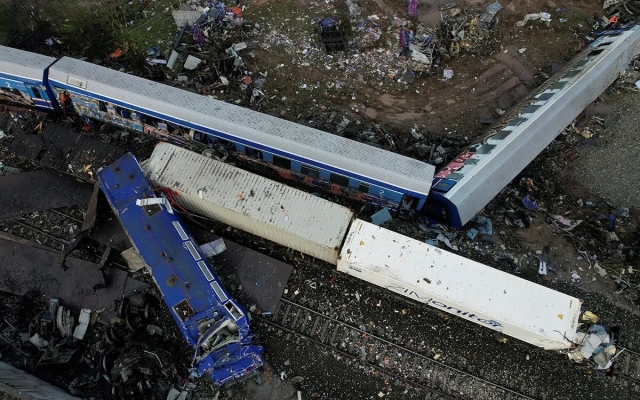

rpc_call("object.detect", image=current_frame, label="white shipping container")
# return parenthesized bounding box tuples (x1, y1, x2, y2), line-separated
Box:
(144, 144, 354, 264)
(338, 219, 581, 350)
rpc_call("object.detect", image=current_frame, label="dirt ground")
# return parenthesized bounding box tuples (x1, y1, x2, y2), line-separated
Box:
(248, 0, 602, 139)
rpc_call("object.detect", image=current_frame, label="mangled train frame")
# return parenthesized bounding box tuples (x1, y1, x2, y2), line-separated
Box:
(97, 153, 263, 386)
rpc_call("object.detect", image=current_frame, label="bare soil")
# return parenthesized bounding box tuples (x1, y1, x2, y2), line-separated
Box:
(248, 0, 601, 138)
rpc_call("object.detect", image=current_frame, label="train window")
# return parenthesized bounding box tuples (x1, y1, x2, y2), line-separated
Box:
(210, 281, 228, 302)
(172, 299, 193, 321)
(245, 147, 263, 160)
(536, 92, 555, 101)
(30, 87, 41, 99)
(329, 173, 349, 187)
(358, 182, 370, 193)
(143, 203, 162, 217)
(225, 301, 243, 321)
(301, 164, 320, 179)
(119, 108, 132, 119)
(522, 105, 541, 114)
(98, 101, 107, 112)
(191, 130, 207, 143)
(563, 70, 580, 79)
(217, 138, 234, 150)
(272, 155, 291, 169)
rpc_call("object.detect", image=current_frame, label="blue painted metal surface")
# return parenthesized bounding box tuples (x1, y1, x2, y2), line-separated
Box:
(97, 153, 263, 386)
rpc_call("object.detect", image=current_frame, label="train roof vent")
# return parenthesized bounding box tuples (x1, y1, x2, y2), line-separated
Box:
(67, 76, 87, 89)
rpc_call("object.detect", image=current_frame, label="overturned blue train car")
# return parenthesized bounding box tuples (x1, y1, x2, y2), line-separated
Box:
(97, 153, 263, 386)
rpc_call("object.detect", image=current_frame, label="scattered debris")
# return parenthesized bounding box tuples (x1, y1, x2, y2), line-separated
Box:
(200, 237, 227, 256)
(183, 54, 203, 70)
(568, 320, 621, 370)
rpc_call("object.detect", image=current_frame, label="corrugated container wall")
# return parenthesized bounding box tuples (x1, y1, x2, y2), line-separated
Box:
(143, 144, 354, 264)
(338, 220, 581, 350)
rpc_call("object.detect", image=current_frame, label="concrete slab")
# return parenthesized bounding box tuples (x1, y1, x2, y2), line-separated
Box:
(0, 170, 92, 221)
(0, 238, 147, 321)
(184, 223, 293, 313)
(211, 238, 293, 313)
(8, 130, 43, 160)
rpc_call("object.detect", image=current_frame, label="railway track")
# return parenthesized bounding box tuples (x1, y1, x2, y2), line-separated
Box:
(0, 205, 113, 266)
(1, 206, 85, 250)
(260, 297, 538, 400)
(617, 347, 640, 388)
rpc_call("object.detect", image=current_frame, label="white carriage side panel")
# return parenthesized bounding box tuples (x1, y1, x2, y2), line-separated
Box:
(144, 144, 354, 264)
(338, 220, 581, 350)
(0, 46, 56, 81)
(47, 58, 435, 196)
(446, 27, 640, 226)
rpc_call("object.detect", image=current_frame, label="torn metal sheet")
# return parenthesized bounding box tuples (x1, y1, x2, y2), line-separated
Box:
(81, 182, 101, 232)
(0, 238, 147, 321)
(0, 170, 92, 221)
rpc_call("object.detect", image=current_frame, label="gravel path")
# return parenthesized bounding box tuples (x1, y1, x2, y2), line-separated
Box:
(573, 91, 640, 208)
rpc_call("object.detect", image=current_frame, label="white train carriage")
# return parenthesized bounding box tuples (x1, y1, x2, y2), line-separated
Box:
(143, 143, 354, 264)
(428, 26, 640, 227)
(338, 219, 581, 350)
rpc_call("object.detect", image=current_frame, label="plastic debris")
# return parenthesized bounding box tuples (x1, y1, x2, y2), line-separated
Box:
(371, 208, 392, 226)
(522, 195, 538, 210)
(436, 233, 458, 251)
(200, 238, 227, 257)
(582, 311, 599, 324)
(478, 2, 503, 30)
(538, 260, 547, 275)
(167, 50, 179, 70)
(617, 206, 630, 218)
(593, 263, 608, 277)
(515, 13, 542, 27)
(72, 309, 92, 340)
(29, 333, 49, 348)
(466, 228, 479, 240)
(443, 69, 454, 80)
(0, 161, 21, 175)
(183, 55, 203, 70)
(551, 215, 582, 231)
(476, 215, 493, 235)
(571, 272, 581, 283)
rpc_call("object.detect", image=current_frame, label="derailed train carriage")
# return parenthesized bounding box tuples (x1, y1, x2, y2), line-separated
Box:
(143, 143, 583, 351)
(427, 24, 640, 227)
(97, 153, 263, 385)
(1, 25, 640, 228)
(0, 45, 435, 219)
